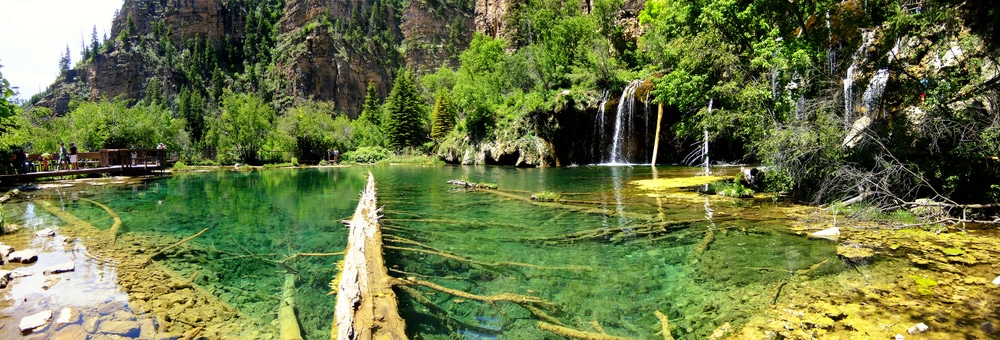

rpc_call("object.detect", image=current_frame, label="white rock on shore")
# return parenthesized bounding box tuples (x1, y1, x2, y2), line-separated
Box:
(992, 275, 1000, 285)
(8, 249, 38, 263)
(19, 310, 53, 333)
(43, 261, 76, 275)
(35, 228, 56, 237)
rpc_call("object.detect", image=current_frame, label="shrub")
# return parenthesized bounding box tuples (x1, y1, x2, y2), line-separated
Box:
(171, 161, 189, 171)
(345, 146, 392, 164)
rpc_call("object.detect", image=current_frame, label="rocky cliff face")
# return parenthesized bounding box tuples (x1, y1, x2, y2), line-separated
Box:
(36, 0, 479, 117)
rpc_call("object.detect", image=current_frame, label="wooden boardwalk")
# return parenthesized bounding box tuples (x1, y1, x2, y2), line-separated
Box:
(0, 149, 167, 184)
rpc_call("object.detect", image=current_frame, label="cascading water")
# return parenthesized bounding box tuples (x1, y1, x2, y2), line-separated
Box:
(860, 38, 902, 116)
(844, 30, 876, 130)
(606, 80, 643, 165)
(683, 99, 712, 175)
(594, 90, 610, 161)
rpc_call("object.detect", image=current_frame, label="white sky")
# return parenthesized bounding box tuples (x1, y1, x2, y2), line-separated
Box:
(0, 0, 124, 101)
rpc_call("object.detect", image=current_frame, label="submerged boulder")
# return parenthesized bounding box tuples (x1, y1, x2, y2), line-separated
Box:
(809, 227, 841, 241)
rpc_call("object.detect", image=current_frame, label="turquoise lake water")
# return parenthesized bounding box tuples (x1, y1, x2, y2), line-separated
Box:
(5, 166, 845, 339)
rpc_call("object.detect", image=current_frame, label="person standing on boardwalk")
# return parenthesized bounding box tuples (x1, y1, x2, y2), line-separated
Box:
(57, 142, 68, 171)
(69, 143, 78, 169)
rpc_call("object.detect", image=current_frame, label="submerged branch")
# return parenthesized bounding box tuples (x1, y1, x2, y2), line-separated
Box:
(537, 321, 636, 340)
(150, 228, 209, 259)
(394, 278, 555, 308)
(80, 198, 123, 244)
(385, 244, 591, 272)
(654, 310, 675, 340)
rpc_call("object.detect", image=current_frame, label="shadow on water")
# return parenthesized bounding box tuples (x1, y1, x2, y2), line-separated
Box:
(3, 166, 850, 339)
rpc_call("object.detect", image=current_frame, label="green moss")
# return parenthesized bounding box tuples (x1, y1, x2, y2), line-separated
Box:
(908, 275, 938, 295)
(941, 248, 965, 256)
(533, 191, 561, 202)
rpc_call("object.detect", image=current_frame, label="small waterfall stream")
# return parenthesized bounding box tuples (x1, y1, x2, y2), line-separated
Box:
(844, 30, 876, 129)
(860, 38, 902, 116)
(608, 80, 643, 164)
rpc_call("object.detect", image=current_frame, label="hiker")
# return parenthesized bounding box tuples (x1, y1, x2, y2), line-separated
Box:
(333, 148, 340, 164)
(57, 143, 68, 171)
(69, 143, 78, 169)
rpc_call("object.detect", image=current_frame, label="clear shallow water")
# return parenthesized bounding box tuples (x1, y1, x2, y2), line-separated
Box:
(7, 166, 844, 339)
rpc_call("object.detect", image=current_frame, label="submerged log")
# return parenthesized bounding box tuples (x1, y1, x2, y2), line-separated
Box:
(79, 198, 123, 244)
(280, 274, 304, 340)
(332, 173, 407, 340)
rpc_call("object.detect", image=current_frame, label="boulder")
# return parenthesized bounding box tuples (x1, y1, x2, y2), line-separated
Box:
(43, 261, 76, 275)
(808, 227, 840, 241)
(9, 249, 38, 263)
(0, 270, 11, 288)
(35, 228, 56, 237)
(992, 275, 1000, 286)
(19, 310, 52, 333)
(97, 320, 140, 336)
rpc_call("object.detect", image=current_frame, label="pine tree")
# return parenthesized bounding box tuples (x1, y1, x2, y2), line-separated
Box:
(430, 89, 455, 141)
(358, 81, 382, 127)
(90, 26, 100, 58)
(59, 45, 71, 75)
(384, 68, 427, 150)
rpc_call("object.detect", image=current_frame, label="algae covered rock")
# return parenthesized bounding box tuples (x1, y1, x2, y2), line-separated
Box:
(836, 244, 874, 264)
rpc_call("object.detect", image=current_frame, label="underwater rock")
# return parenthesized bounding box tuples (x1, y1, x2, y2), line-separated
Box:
(43, 261, 76, 275)
(809, 227, 840, 241)
(894, 334, 905, 340)
(98, 320, 140, 336)
(982, 321, 997, 334)
(52, 324, 87, 340)
(42, 276, 61, 290)
(837, 244, 874, 264)
(35, 228, 56, 237)
(8, 249, 38, 263)
(907, 322, 928, 334)
(56, 307, 81, 327)
(19, 310, 52, 333)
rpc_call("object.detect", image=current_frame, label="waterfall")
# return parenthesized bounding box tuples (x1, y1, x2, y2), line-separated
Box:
(703, 99, 711, 176)
(844, 30, 875, 130)
(607, 80, 642, 165)
(860, 38, 902, 116)
(594, 90, 610, 162)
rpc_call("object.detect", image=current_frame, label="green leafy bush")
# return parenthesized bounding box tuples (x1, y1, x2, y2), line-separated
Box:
(171, 161, 189, 171)
(345, 146, 392, 164)
(533, 191, 561, 202)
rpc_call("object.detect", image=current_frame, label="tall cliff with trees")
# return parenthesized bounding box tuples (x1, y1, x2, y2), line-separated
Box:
(5, 0, 999, 209)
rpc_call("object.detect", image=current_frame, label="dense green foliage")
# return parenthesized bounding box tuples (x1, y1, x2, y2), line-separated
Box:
(5, 0, 999, 209)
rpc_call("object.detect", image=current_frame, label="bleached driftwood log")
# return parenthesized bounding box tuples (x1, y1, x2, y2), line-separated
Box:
(332, 173, 407, 340)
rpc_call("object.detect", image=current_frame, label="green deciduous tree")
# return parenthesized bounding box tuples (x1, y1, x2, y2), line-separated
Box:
(214, 92, 275, 164)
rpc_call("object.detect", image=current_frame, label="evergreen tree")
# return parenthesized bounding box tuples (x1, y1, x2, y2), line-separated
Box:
(384, 68, 427, 149)
(358, 81, 381, 126)
(179, 87, 206, 143)
(430, 89, 454, 141)
(90, 25, 100, 58)
(59, 46, 71, 75)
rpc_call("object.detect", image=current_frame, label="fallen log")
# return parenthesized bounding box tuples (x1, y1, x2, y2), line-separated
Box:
(279, 274, 304, 340)
(332, 173, 407, 340)
(79, 198, 123, 244)
(537, 321, 635, 340)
